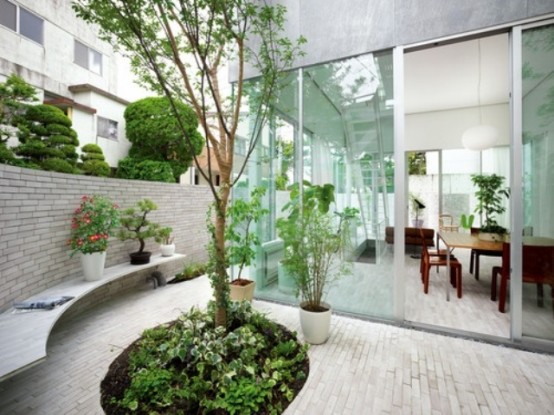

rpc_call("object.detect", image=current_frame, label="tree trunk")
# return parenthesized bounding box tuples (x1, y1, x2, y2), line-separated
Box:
(213, 178, 231, 328)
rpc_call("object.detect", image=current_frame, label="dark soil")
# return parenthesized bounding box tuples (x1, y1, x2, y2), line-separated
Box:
(230, 278, 254, 287)
(101, 321, 309, 414)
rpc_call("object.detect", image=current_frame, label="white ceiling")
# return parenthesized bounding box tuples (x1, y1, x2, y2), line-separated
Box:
(404, 33, 510, 115)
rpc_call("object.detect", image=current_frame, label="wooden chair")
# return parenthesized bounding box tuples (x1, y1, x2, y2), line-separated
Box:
(469, 227, 502, 281)
(420, 229, 463, 298)
(492, 242, 554, 314)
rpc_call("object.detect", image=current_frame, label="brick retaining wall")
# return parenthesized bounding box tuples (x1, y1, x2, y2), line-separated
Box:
(0, 164, 212, 312)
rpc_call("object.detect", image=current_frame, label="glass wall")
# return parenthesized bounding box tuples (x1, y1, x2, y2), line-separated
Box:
(241, 51, 396, 319)
(521, 23, 554, 340)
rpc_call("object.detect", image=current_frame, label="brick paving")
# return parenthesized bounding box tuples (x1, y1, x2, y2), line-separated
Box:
(1, 275, 554, 414)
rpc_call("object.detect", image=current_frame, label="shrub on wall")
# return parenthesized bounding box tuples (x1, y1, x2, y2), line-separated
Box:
(116, 157, 174, 183)
(15, 104, 79, 173)
(81, 143, 111, 177)
(124, 97, 204, 182)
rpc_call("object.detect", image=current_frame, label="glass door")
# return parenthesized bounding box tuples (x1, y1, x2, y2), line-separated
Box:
(521, 23, 554, 340)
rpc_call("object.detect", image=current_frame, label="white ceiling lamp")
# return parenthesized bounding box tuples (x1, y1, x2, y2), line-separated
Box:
(462, 39, 499, 151)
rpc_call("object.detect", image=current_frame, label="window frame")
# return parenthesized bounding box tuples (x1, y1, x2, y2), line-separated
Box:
(97, 116, 118, 141)
(0, 1, 44, 46)
(74, 39, 103, 75)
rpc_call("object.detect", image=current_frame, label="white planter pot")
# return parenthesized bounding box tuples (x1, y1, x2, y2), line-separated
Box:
(81, 251, 106, 281)
(160, 243, 176, 257)
(299, 301, 332, 345)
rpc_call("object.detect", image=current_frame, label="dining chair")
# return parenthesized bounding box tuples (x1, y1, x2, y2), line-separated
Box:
(439, 214, 460, 233)
(469, 227, 502, 281)
(492, 242, 554, 314)
(420, 229, 463, 298)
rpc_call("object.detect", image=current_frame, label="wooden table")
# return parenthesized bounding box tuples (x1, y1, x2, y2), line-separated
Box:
(438, 232, 502, 301)
(437, 232, 554, 301)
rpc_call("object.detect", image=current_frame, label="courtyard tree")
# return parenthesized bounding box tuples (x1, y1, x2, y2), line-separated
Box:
(73, 0, 305, 327)
(124, 96, 204, 181)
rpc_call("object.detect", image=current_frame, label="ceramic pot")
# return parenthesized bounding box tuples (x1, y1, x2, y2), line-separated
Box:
(130, 251, 151, 265)
(299, 301, 332, 345)
(229, 279, 256, 301)
(160, 243, 175, 257)
(81, 251, 106, 281)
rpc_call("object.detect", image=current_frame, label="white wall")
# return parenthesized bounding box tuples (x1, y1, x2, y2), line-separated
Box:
(405, 103, 509, 151)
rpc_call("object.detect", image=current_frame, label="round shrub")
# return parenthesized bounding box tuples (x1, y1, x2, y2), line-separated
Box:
(116, 157, 174, 183)
(80, 143, 110, 176)
(82, 160, 111, 177)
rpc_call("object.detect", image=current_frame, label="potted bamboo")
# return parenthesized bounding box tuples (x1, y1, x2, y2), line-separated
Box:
(277, 181, 358, 344)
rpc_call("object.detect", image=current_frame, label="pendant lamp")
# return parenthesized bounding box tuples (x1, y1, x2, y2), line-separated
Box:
(462, 39, 499, 151)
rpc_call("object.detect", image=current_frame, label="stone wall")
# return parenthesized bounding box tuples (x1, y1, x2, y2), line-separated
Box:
(0, 164, 212, 312)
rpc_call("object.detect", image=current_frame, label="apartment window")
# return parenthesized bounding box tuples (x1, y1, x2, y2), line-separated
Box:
(0, 0, 44, 45)
(97, 116, 118, 140)
(74, 40, 103, 75)
(20, 8, 43, 44)
(0, 0, 16, 31)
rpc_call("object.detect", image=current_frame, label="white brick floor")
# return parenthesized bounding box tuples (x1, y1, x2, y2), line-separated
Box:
(1, 275, 554, 414)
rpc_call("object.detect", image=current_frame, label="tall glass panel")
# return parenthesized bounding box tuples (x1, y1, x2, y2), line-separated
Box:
(301, 52, 395, 318)
(521, 24, 554, 340)
(245, 52, 395, 319)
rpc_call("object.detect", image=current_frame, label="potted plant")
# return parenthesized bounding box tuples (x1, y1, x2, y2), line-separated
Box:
(68, 195, 120, 281)
(156, 226, 175, 257)
(117, 199, 164, 264)
(277, 181, 358, 344)
(471, 173, 510, 241)
(226, 186, 269, 301)
(409, 194, 426, 228)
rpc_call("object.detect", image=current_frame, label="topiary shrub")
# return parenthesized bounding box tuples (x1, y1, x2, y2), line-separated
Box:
(116, 157, 174, 182)
(41, 157, 77, 174)
(124, 97, 204, 181)
(81, 143, 111, 177)
(14, 104, 79, 173)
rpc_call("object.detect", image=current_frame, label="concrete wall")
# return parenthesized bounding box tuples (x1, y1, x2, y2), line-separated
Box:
(234, 0, 554, 79)
(0, 164, 212, 312)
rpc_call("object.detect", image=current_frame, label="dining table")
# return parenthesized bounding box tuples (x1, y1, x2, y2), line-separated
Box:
(437, 231, 554, 301)
(437, 231, 502, 301)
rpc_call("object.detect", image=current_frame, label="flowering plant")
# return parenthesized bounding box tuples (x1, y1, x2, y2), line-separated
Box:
(68, 195, 120, 256)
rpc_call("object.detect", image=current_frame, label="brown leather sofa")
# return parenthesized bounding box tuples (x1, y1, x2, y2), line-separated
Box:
(385, 227, 435, 247)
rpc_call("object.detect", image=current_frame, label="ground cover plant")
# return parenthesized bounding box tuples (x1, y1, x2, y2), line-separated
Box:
(101, 303, 309, 414)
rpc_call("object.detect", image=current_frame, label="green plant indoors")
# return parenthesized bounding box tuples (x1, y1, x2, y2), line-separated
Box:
(277, 181, 358, 312)
(15, 104, 79, 173)
(226, 186, 269, 282)
(80, 143, 111, 177)
(118, 199, 164, 254)
(124, 97, 204, 181)
(471, 173, 510, 234)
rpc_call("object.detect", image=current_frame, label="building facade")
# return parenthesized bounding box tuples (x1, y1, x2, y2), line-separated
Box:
(236, 1, 554, 350)
(0, 0, 141, 166)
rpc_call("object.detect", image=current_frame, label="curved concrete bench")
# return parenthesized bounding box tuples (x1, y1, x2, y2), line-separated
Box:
(0, 253, 186, 381)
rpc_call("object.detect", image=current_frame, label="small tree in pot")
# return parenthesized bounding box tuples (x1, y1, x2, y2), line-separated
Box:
(471, 174, 510, 240)
(277, 181, 358, 344)
(225, 186, 268, 301)
(118, 199, 165, 264)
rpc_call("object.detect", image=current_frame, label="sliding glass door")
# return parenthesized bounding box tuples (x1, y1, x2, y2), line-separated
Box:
(520, 23, 554, 341)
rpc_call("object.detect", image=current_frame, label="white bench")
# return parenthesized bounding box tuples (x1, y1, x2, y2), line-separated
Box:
(0, 253, 186, 381)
